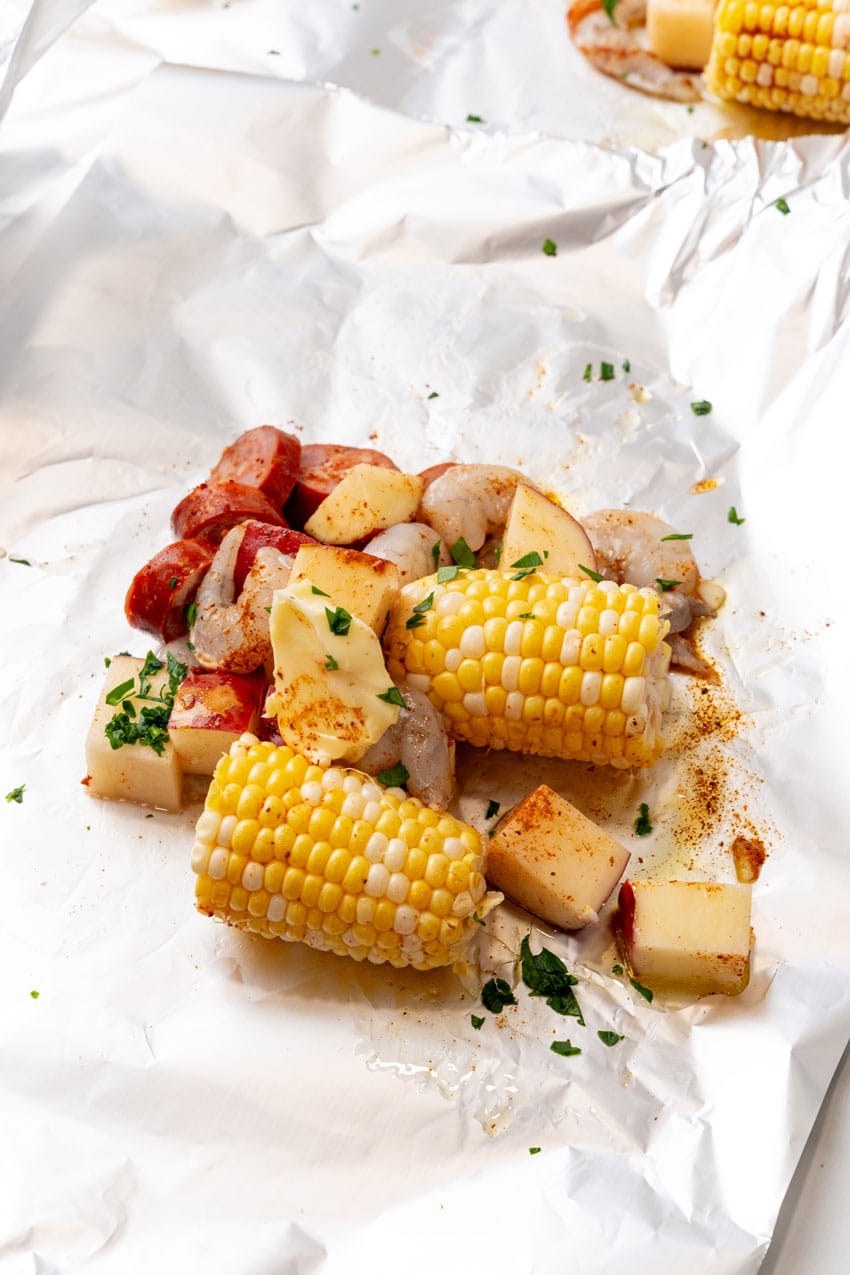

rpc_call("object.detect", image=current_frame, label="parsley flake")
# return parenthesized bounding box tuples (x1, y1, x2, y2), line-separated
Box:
(431, 540, 442, 570)
(598, 1030, 624, 1047)
(510, 567, 538, 581)
(5, 785, 25, 804)
(105, 678, 136, 707)
(268, 49, 280, 55)
(518, 611, 534, 619)
(413, 591, 434, 614)
(775, 197, 790, 215)
(103, 651, 187, 756)
(472, 911, 486, 926)
(529, 1147, 542, 1155)
(450, 537, 476, 569)
(427, 391, 439, 399)
(551, 1040, 582, 1057)
(311, 585, 330, 597)
(466, 113, 484, 123)
(582, 363, 592, 382)
(103, 656, 111, 668)
(168, 576, 178, 590)
(324, 654, 339, 671)
(405, 613, 426, 630)
(660, 532, 692, 541)
(541, 238, 558, 257)
(630, 977, 654, 1003)
(481, 978, 517, 1014)
(634, 803, 653, 836)
(325, 605, 352, 636)
(471, 1014, 485, 1030)
(371, 47, 381, 55)
(622, 358, 631, 373)
(578, 563, 603, 583)
(510, 551, 543, 570)
(612, 963, 623, 976)
(184, 600, 197, 628)
(378, 686, 406, 707)
(30, 990, 39, 999)
(376, 762, 409, 789)
(655, 578, 681, 592)
(728, 506, 746, 525)
(485, 799, 500, 820)
(437, 564, 459, 584)
(690, 400, 712, 416)
(601, 0, 620, 21)
(599, 361, 615, 381)
(520, 935, 584, 1025)
(9, 556, 31, 566)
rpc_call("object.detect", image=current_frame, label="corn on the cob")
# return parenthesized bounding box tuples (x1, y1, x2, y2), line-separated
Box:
(706, 0, 850, 123)
(191, 734, 501, 969)
(385, 569, 671, 769)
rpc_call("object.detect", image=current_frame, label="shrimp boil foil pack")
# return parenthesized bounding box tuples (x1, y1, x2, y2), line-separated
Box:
(1, 3, 850, 1274)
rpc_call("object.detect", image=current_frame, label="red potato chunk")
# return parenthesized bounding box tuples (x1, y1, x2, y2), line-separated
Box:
(284, 443, 399, 529)
(168, 668, 267, 776)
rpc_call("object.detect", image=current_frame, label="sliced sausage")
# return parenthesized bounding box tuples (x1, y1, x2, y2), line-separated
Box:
(125, 539, 215, 642)
(233, 522, 317, 593)
(284, 443, 399, 529)
(418, 462, 457, 489)
(209, 426, 301, 510)
(171, 480, 287, 543)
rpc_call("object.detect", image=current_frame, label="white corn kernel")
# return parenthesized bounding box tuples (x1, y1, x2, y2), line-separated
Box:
(384, 838, 408, 871)
(267, 895, 285, 922)
(218, 815, 236, 848)
(580, 671, 602, 706)
(365, 864, 390, 897)
(387, 872, 410, 903)
(443, 837, 465, 861)
(208, 848, 229, 880)
(393, 905, 419, 935)
(365, 831, 388, 862)
(301, 781, 323, 805)
(459, 625, 486, 658)
(622, 676, 647, 714)
(196, 810, 221, 841)
(242, 862, 264, 891)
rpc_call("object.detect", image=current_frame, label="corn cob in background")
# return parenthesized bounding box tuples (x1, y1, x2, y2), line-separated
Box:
(706, 0, 850, 122)
(385, 569, 671, 769)
(191, 735, 502, 969)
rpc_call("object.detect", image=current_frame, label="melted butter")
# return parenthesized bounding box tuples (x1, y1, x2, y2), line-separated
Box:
(268, 578, 400, 764)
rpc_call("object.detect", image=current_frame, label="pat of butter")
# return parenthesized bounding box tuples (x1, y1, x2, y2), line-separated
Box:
(646, 0, 715, 71)
(268, 578, 400, 764)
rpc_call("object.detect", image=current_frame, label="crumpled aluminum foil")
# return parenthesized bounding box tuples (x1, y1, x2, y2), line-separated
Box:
(1, 4, 848, 1273)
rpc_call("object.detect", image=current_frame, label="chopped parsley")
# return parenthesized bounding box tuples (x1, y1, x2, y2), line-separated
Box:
(5, 785, 25, 804)
(268, 48, 280, 55)
(690, 400, 712, 416)
(324, 654, 339, 671)
(655, 578, 681, 592)
(582, 363, 592, 383)
(466, 113, 484, 123)
(311, 585, 330, 597)
(597, 1030, 624, 1047)
(510, 551, 544, 570)
(413, 591, 434, 614)
(481, 978, 517, 1014)
(551, 1040, 582, 1057)
(450, 537, 476, 569)
(103, 651, 187, 756)
(184, 600, 197, 628)
(485, 799, 500, 820)
(520, 935, 584, 1025)
(630, 977, 654, 1003)
(103, 656, 111, 668)
(599, 361, 615, 381)
(371, 47, 381, 55)
(431, 540, 442, 570)
(510, 567, 537, 581)
(541, 238, 558, 257)
(578, 563, 603, 583)
(472, 911, 486, 926)
(376, 762, 409, 788)
(601, 0, 620, 21)
(622, 358, 631, 373)
(427, 391, 439, 399)
(612, 964, 623, 976)
(378, 686, 406, 707)
(9, 556, 31, 566)
(325, 605, 352, 636)
(634, 802, 652, 836)
(728, 506, 746, 525)
(471, 1014, 485, 1030)
(775, 197, 790, 215)
(405, 614, 426, 630)
(437, 564, 459, 584)
(529, 1147, 542, 1155)
(660, 532, 692, 541)
(168, 576, 178, 590)
(30, 990, 39, 999)
(518, 612, 534, 619)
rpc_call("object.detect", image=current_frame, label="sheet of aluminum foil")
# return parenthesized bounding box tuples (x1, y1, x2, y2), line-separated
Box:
(1, 4, 848, 1273)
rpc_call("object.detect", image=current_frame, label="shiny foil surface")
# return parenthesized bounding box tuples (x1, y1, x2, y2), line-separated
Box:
(1, 3, 848, 1273)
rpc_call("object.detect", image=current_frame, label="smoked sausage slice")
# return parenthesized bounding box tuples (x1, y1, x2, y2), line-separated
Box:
(171, 481, 286, 543)
(209, 426, 301, 509)
(125, 539, 214, 642)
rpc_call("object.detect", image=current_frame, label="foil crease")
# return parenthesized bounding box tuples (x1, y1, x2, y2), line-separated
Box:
(1, 4, 849, 1274)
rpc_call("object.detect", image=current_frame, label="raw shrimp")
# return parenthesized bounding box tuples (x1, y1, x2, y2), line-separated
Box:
(567, 0, 703, 104)
(418, 465, 527, 553)
(357, 686, 455, 811)
(191, 525, 294, 674)
(582, 509, 723, 676)
(367, 522, 450, 585)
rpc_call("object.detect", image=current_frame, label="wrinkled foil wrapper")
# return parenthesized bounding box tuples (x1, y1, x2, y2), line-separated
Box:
(1, 3, 848, 1273)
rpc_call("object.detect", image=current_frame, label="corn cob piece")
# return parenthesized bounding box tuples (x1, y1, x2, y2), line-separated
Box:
(191, 734, 501, 969)
(385, 569, 671, 769)
(706, 0, 850, 123)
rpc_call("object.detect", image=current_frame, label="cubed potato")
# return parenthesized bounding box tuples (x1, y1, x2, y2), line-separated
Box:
(304, 464, 423, 545)
(646, 0, 715, 70)
(619, 879, 753, 995)
(487, 784, 630, 930)
(289, 544, 400, 635)
(85, 655, 183, 810)
(501, 483, 597, 579)
(168, 669, 266, 775)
